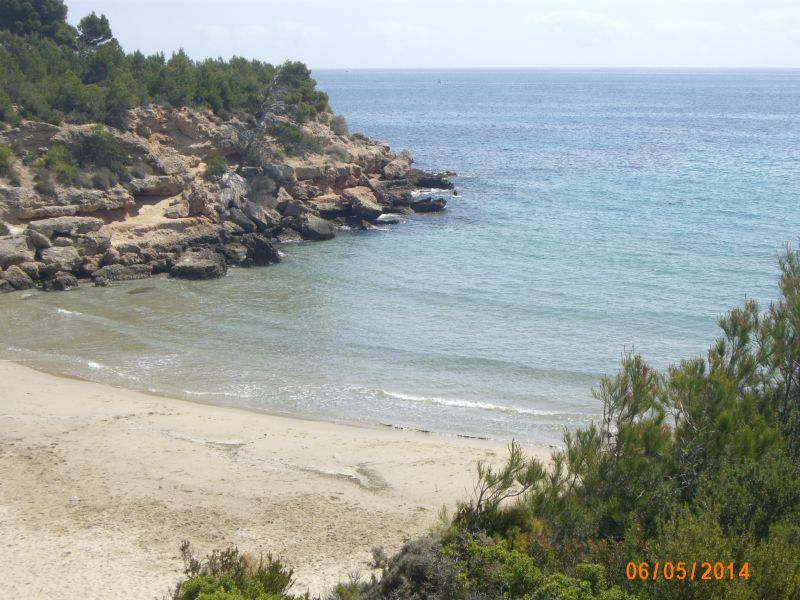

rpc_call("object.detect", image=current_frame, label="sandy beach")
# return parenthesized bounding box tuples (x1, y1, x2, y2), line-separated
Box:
(0, 361, 550, 599)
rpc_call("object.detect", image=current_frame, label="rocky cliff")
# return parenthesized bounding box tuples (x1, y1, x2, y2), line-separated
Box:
(0, 107, 455, 292)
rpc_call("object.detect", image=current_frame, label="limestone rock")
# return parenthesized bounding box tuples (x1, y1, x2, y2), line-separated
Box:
(81, 230, 112, 255)
(127, 175, 184, 196)
(1, 265, 35, 290)
(298, 215, 336, 241)
(39, 245, 83, 272)
(26, 229, 52, 250)
(28, 216, 104, 238)
(0, 236, 34, 269)
(92, 264, 153, 284)
(343, 187, 383, 220)
(169, 248, 227, 279)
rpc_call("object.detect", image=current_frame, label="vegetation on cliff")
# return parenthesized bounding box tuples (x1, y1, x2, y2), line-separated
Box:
(172, 246, 800, 599)
(0, 0, 329, 128)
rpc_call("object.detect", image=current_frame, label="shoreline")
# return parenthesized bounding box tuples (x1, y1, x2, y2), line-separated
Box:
(0, 361, 551, 598)
(1, 355, 524, 444)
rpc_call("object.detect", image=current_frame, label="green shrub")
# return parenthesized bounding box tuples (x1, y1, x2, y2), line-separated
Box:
(34, 168, 56, 195)
(325, 144, 350, 162)
(268, 123, 321, 156)
(0, 143, 15, 177)
(203, 156, 228, 181)
(37, 145, 79, 185)
(330, 114, 348, 136)
(170, 542, 295, 600)
(91, 167, 119, 190)
(0, 222, 9, 236)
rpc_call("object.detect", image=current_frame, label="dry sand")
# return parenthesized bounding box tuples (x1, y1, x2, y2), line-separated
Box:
(0, 361, 551, 599)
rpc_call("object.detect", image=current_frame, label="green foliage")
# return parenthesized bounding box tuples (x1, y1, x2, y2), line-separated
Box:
(330, 114, 349, 136)
(203, 156, 228, 181)
(171, 542, 297, 600)
(0, 222, 9, 236)
(38, 145, 78, 184)
(77, 12, 112, 48)
(0, 10, 327, 129)
(0, 143, 20, 184)
(33, 168, 55, 195)
(0, 0, 76, 45)
(268, 123, 322, 156)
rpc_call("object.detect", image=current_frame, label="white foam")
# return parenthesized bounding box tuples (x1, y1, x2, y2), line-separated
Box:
(56, 308, 82, 316)
(87, 361, 103, 369)
(381, 390, 564, 416)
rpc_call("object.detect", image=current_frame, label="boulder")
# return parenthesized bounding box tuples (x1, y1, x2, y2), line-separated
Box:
(343, 187, 383, 220)
(382, 153, 412, 180)
(243, 200, 280, 231)
(52, 237, 73, 247)
(169, 248, 227, 280)
(0, 236, 34, 269)
(298, 215, 336, 241)
(28, 216, 104, 238)
(17, 262, 41, 281)
(41, 271, 79, 291)
(92, 264, 153, 285)
(26, 229, 52, 250)
(0, 279, 13, 293)
(227, 207, 257, 233)
(411, 196, 447, 213)
(241, 233, 281, 266)
(164, 200, 190, 219)
(222, 243, 249, 265)
(1, 265, 35, 290)
(311, 194, 350, 219)
(81, 230, 112, 255)
(39, 245, 83, 272)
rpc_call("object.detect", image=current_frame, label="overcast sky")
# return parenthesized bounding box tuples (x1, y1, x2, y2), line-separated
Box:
(64, 1, 800, 69)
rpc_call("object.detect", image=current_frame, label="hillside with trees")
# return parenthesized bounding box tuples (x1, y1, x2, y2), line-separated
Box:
(0, 0, 329, 128)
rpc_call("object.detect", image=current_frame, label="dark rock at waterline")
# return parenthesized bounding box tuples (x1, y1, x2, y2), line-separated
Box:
(1, 265, 35, 290)
(92, 263, 153, 285)
(41, 271, 79, 291)
(241, 233, 281, 266)
(407, 169, 455, 190)
(169, 248, 227, 280)
(411, 197, 447, 213)
(0, 278, 13, 293)
(298, 215, 336, 241)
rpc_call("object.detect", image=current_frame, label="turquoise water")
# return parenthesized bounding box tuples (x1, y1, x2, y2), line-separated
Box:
(2, 70, 800, 443)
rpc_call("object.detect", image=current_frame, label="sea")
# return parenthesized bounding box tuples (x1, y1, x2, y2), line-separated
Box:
(2, 69, 799, 444)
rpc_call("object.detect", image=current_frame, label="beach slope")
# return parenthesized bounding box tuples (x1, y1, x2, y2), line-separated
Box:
(0, 362, 547, 598)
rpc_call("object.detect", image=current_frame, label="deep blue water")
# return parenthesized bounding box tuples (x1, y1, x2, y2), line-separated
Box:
(2, 70, 800, 443)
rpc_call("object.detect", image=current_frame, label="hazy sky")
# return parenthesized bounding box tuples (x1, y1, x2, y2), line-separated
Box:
(64, 1, 800, 69)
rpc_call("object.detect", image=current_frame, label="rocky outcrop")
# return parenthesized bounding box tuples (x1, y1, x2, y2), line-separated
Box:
(0, 106, 457, 292)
